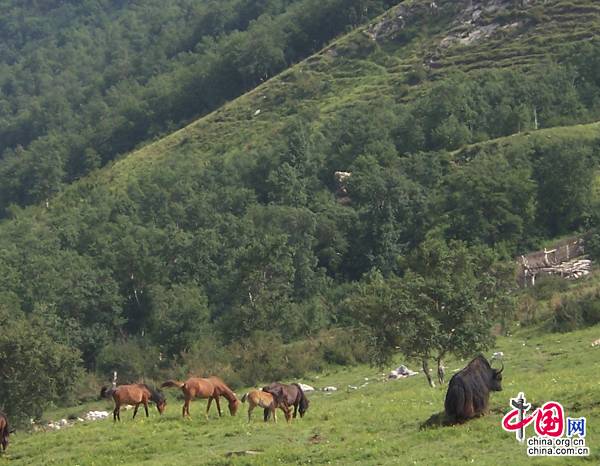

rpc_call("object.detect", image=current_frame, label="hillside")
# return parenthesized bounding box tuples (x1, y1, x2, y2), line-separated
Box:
(0, 0, 400, 211)
(2, 0, 600, 441)
(1, 322, 599, 465)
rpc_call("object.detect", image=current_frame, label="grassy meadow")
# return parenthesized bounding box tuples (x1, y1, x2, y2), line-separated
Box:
(1, 323, 598, 465)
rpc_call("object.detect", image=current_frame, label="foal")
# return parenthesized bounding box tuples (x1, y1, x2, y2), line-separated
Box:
(241, 390, 291, 423)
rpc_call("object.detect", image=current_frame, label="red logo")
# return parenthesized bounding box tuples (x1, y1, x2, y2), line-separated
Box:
(503, 397, 565, 438)
(535, 402, 564, 437)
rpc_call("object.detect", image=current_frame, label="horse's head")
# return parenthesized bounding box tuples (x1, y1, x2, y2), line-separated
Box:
(156, 398, 167, 415)
(229, 398, 241, 416)
(299, 395, 310, 418)
(153, 390, 167, 415)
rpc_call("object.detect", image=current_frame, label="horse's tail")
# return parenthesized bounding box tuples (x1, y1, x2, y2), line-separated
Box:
(161, 380, 185, 389)
(100, 386, 114, 398)
(241, 393, 248, 403)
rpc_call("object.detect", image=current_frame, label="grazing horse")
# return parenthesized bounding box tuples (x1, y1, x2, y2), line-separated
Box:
(0, 412, 11, 452)
(100, 384, 166, 422)
(162, 377, 240, 418)
(206, 376, 240, 416)
(262, 382, 310, 420)
(241, 390, 291, 423)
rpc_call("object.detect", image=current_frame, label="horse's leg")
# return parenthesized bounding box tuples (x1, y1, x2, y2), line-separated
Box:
(263, 408, 270, 422)
(272, 407, 277, 423)
(133, 404, 139, 419)
(293, 402, 298, 419)
(144, 400, 149, 417)
(285, 406, 292, 423)
(183, 399, 189, 418)
(214, 396, 222, 417)
(204, 398, 210, 420)
(206, 397, 213, 417)
(248, 403, 254, 423)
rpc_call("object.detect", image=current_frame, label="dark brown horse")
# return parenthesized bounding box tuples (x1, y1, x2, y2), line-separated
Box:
(0, 412, 11, 452)
(262, 382, 310, 421)
(162, 377, 240, 418)
(101, 384, 166, 422)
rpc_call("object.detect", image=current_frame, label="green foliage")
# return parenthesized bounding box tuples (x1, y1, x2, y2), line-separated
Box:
(441, 151, 536, 247)
(533, 142, 596, 235)
(347, 239, 513, 385)
(0, 304, 82, 424)
(2, 0, 600, 412)
(96, 339, 161, 383)
(553, 289, 600, 332)
(147, 282, 210, 357)
(0, 0, 398, 212)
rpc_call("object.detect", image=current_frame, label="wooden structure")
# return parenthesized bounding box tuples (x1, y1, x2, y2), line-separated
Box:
(517, 237, 590, 286)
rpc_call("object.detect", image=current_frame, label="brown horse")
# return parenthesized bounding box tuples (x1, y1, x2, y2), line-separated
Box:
(0, 412, 10, 452)
(100, 384, 166, 422)
(162, 377, 240, 418)
(241, 390, 291, 423)
(262, 382, 310, 420)
(206, 376, 240, 416)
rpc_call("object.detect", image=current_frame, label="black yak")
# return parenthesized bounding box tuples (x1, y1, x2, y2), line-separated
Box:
(444, 355, 503, 423)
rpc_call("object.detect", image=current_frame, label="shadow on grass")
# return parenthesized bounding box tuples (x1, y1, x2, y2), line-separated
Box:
(419, 411, 453, 430)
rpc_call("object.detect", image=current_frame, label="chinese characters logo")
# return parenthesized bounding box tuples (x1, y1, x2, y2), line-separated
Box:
(502, 392, 589, 457)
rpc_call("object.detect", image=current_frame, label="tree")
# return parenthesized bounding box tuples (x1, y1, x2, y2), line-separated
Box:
(533, 142, 595, 236)
(441, 151, 536, 248)
(0, 305, 82, 423)
(148, 282, 210, 357)
(349, 238, 511, 387)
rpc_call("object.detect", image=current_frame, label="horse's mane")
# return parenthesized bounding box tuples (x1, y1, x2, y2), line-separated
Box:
(140, 384, 165, 403)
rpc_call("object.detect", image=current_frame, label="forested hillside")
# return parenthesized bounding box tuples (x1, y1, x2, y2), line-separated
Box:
(0, 0, 397, 212)
(2, 0, 600, 423)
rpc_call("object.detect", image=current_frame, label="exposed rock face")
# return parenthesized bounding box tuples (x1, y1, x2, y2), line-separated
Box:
(363, 2, 429, 42)
(364, 0, 533, 48)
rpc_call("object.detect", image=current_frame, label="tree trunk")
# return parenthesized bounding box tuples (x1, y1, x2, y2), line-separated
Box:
(436, 356, 445, 385)
(422, 359, 435, 388)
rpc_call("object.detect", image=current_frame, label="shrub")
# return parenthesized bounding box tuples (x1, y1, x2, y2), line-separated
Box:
(96, 339, 161, 383)
(552, 290, 600, 332)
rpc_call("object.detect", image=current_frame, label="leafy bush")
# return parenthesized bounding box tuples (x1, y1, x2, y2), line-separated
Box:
(96, 339, 162, 384)
(553, 290, 600, 332)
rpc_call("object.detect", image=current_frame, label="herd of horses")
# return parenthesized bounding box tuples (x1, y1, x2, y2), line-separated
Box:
(99, 376, 310, 424)
(0, 355, 503, 454)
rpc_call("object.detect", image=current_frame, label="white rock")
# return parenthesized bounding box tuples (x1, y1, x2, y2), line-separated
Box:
(297, 383, 315, 392)
(389, 365, 418, 379)
(322, 386, 337, 392)
(254, 109, 261, 116)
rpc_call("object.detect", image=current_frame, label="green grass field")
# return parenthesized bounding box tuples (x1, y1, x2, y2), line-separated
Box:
(2, 323, 598, 465)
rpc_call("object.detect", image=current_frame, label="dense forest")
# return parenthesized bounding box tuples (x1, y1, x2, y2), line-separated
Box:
(0, 0, 398, 213)
(2, 0, 600, 422)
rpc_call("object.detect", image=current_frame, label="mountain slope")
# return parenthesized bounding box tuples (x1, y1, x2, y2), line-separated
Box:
(2, 0, 600, 417)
